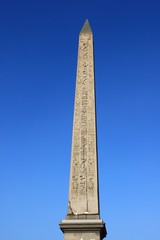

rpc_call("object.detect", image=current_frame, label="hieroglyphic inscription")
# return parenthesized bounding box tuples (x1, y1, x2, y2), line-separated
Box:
(71, 72, 81, 198)
(87, 35, 95, 198)
(80, 36, 90, 199)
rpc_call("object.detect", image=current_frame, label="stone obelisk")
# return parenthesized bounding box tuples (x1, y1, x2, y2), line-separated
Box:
(60, 19, 107, 240)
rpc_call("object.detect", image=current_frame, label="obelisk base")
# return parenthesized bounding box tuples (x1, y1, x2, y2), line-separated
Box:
(60, 218, 107, 240)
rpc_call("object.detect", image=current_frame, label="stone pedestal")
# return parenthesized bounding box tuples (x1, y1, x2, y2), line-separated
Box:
(60, 219, 106, 240)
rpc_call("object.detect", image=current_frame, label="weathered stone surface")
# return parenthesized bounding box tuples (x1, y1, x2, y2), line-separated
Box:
(68, 19, 99, 216)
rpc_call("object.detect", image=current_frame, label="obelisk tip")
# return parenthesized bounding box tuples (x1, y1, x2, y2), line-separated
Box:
(80, 19, 92, 33)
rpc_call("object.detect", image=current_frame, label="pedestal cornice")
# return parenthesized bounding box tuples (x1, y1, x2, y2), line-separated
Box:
(60, 218, 107, 239)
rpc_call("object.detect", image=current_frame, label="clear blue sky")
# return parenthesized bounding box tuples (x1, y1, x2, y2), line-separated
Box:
(0, 0, 160, 239)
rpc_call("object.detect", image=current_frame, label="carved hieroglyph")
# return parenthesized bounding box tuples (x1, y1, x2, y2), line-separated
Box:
(68, 20, 99, 215)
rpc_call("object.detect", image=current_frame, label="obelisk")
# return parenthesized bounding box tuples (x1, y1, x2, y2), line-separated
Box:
(60, 19, 107, 240)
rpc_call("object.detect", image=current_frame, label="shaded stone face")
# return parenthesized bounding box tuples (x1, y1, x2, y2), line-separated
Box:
(68, 20, 99, 215)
